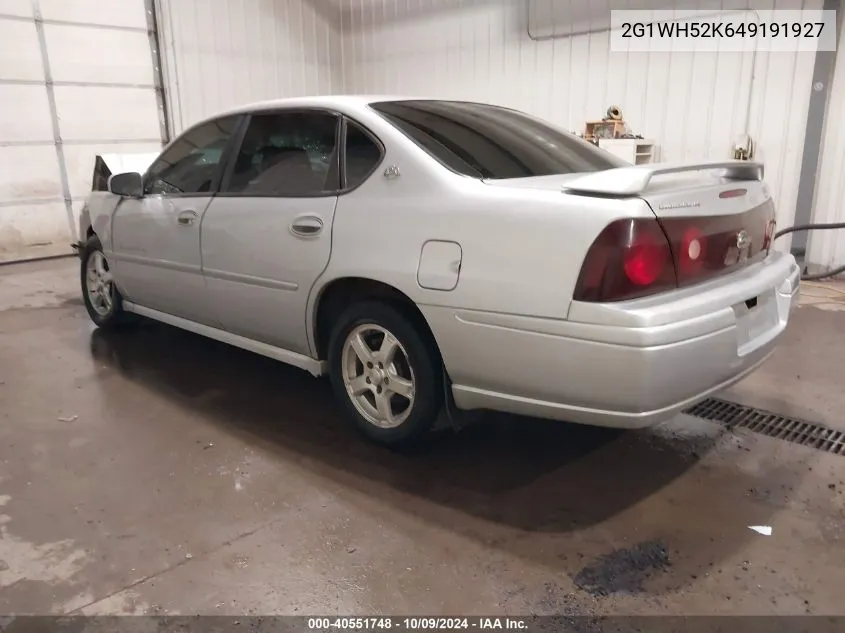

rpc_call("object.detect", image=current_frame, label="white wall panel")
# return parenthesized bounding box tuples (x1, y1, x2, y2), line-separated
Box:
(338, 0, 816, 246)
(53, 86, 161, 142)
(38, 0, 148, 29)
(0, 0, 31, 17)
(807, 18, 845, 272)
(157, 0, 341, 134)
(0, 19, 43, 81)
(0, 146, 63, 203)
(0, 1, 163, 262)
(0, 202, 72, 261)
(0, 85, 54, 141)
(0, 87, 58, 263)
(45, 24, 155, 85)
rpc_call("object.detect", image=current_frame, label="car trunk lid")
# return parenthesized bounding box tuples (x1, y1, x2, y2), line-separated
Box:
(563, 161, 776, 284)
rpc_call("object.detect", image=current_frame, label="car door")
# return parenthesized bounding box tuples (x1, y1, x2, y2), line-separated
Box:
(109, 115, 242, 325)
(200, 109, 342, 356)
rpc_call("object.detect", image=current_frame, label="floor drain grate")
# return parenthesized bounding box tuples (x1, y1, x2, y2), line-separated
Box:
(684, 397, 845, 456)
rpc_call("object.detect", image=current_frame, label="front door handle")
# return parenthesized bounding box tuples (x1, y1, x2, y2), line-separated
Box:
(177, 210, 198, 226)
(290, 215, 323, 238)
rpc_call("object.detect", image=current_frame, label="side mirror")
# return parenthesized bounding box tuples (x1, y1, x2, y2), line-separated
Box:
(108, 172, 144, 198)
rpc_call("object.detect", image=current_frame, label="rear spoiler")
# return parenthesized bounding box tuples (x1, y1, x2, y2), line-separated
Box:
(562, 160, 764, 197)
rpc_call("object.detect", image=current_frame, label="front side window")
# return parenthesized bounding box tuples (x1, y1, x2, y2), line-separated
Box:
(370, 100, 626, 179)
(223, 111, 340, 196)
(145, 116, 240, 195)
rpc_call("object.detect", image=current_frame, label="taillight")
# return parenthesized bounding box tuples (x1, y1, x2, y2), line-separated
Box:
(574, 218, 676, 302)
(763, 218, 776, 252)
(574, 203, 775, 303)
(660, 205, 772, 286)
(624, 230, 668, 286)
(679, 226, 706, 276)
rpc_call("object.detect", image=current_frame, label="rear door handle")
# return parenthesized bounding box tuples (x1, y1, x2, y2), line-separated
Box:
(177, 210, 198, 226)
(290, 215, 324, 238)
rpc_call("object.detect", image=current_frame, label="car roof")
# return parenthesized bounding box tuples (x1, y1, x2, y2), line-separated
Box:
(177, 96, 509, 140)
(215, 95, 425, 117)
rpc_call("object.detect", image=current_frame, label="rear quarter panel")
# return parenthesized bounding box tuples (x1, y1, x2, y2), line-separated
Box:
(314, 107, 656, 324)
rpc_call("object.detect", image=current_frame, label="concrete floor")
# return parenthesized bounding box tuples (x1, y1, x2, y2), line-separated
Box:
(1, 258, 845, 616)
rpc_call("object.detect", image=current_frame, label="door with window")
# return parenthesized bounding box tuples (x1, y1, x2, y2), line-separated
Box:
(110, 115, 241, 324)
(200, 109, 345, 355)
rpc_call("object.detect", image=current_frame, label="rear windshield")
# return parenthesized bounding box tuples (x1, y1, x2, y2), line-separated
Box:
(370, 100, 627, 180)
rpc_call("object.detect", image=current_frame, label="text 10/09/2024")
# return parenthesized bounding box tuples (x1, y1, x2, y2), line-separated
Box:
(307, 617, 528, 631)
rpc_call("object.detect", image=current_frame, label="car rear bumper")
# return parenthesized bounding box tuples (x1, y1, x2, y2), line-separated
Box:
(422, 251, 800, 429)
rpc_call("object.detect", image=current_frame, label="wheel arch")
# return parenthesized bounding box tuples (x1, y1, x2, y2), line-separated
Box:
(310, 276, 444, 365)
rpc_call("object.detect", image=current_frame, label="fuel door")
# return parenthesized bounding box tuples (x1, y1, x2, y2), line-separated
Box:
(417, 240, 462, 291)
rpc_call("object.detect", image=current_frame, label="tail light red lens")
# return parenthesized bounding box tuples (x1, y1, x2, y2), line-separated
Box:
(624, 233, 669, 286)
(574, 202, 776, 303)
(763, 218, 776, 252)
(679, 226, 706, 276)
(574, 218, 676, 302)
(660, 204, 772, 287)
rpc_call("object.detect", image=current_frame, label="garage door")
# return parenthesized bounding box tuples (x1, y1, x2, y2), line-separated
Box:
(0, 0, 165, 263)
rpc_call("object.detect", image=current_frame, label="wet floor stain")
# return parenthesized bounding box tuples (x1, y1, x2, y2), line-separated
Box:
(3, 260, 845, 615)
(573, 540, 671, 597)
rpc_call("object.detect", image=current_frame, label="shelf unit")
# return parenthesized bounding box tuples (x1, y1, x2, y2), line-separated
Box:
(597, 138, 656, 165)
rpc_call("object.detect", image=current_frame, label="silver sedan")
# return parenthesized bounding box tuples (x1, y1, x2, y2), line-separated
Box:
(77, 96, 800, 447)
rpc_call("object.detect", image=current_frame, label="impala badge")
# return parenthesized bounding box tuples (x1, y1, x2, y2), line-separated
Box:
(658, 200, 701, 210)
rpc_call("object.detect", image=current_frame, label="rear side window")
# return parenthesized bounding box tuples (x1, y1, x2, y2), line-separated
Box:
(343, 120, 382, 189)
(370, 100, 626, 180)
(222, 111, 341, 196)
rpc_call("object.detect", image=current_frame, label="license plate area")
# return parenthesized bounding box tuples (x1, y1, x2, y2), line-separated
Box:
(735, 289, 779, 355)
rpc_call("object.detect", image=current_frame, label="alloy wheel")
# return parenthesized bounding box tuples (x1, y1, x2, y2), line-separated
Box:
(341, 323, 416, 429)
(85, 250, 114, 317)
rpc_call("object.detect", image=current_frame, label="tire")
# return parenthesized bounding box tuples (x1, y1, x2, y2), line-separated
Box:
(80, 235, 128, 328)
(327, 300, 444, 448)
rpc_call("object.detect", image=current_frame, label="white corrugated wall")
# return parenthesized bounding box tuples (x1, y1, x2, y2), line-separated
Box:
(808, 14, 845, 273)
(6, 0, 842, 268)
(149, 0, 845, 270)
(155, 0, 341, 135)
(0, 0, 163, 262)
(337, 0, 819, 250)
